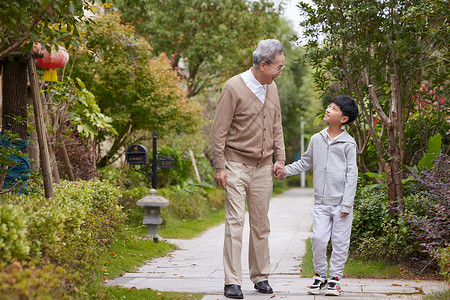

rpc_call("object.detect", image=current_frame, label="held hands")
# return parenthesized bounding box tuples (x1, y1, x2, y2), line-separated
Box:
(273, 162, 286, 179)
(216, 162, 288, 188)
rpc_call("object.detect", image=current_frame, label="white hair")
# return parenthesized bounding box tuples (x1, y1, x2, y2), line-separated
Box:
(253, 39, 284, 67)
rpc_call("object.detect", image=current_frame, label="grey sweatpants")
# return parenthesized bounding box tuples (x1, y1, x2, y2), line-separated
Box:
(311, 204, 353, 279)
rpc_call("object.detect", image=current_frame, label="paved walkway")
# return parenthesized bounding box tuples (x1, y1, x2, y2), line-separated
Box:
(107, 188, 448, 299)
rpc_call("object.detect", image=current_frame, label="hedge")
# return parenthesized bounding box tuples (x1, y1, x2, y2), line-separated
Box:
(0, 180, 124, 298)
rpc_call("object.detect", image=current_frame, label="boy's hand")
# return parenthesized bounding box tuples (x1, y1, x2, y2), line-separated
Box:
(340, 212, 349, 218)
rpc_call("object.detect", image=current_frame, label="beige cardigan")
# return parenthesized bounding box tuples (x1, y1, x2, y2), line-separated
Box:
(211, 74, 285, 171)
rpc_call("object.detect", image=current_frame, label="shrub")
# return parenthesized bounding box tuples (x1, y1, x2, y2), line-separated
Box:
(120, 180, 224, 228)
(0, 179, 124, 296)
(0, 260, 69, 299)
(404, 154, 449, 269)
(56, 127, 98, 180)
(351, 179, 416, 262)
(158, 181, 220, 219)
(352, 155, 449, 277)
(437, 247, 450, 282)
(99, 145, 216, 189)
(0, 204, 30, 262)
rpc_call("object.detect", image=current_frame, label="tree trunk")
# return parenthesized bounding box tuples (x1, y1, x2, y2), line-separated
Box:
(27, 89, 39, 171)
(27, 55, 53, 198)
(387, 74, 404, 210)
(40, 90, 60, 184)
(59, 141, 75, 181)
(97, 122, 131, 168)
(368, 75, 404, 213)
(2, 58, 28, 139)
(384, 162, 397, 214)
(188, 149, 201, 183)
(341, 62, 385, 173)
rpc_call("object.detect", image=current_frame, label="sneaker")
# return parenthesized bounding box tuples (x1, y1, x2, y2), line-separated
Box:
(307, 273, 327, 295)
(325, 277, 341, 296)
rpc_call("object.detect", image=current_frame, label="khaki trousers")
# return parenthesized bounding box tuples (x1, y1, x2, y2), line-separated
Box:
(223, 160, 273, 285)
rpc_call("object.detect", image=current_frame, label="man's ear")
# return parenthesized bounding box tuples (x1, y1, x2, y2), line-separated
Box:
(260, 61, 268, 72)
(340, 115, 349, 124)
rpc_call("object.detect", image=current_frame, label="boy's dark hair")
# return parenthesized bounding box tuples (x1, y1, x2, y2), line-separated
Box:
(332, 95, 359, 125)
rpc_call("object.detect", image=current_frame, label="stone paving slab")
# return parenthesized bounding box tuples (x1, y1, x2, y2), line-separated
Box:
(106, 188, 449, 299)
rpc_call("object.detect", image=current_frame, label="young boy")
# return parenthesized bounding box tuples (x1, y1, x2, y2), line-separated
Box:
(275, 95, 359, 296)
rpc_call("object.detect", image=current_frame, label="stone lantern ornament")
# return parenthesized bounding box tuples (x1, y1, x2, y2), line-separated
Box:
(34, 44, 69, 82)
(137, 189, 169, 242)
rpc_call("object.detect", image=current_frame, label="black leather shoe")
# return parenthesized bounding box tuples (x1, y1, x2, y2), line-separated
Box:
(224, 284, 244, 299)
(254, 280, 273, 294)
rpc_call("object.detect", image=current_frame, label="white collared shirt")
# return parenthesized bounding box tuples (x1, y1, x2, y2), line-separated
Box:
(240, 68, 266, 103)
(326, 127, 344, 145)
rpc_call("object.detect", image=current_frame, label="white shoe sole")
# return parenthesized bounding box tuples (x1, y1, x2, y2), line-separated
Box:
(325, 289, 340, 296)
(308, 289, 321, 295)
(308, 285, 327, 295)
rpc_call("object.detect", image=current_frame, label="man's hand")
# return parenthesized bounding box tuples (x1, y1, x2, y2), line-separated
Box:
(273, 162, 285, 179)
(214, 170, 227, 188)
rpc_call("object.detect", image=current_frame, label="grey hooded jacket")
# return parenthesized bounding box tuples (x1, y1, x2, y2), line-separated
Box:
(285, 128, 358, 213)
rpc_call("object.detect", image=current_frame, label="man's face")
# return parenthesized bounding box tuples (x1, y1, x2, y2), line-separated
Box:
(259, 53, 285, 85)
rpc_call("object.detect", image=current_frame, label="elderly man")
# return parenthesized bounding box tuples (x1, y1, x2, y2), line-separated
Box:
(211, 39, 286, 299)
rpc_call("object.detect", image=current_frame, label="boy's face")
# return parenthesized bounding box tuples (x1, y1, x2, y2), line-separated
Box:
(324, 103, 349, 125)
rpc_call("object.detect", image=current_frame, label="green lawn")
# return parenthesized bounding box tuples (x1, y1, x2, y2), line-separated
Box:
(90, 207, 225, 299)
(98, 286, 203, 300)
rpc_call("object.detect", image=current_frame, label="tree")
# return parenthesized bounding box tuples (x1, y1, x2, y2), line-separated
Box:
(0, 0, 98, 59)
(297, 0, 448, 210)
(116, 0, 281, 97)
(0, 0, 105, 195)
(70, 12, 203, 167)
(274, 19, 322, 163)
(44, 78, 116, 180)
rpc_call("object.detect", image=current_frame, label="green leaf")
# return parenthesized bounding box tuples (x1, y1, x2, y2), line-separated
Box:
(418, 134, 441, 169)
(363, 172, 385, 182)
(75, 77, 86, 90)
(41, 0, 50, 8)
(427, 133, 441, 154)
(21, 42, 33, 55)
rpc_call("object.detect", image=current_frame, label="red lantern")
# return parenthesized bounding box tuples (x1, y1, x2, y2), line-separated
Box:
(34, 44, 69, 82)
